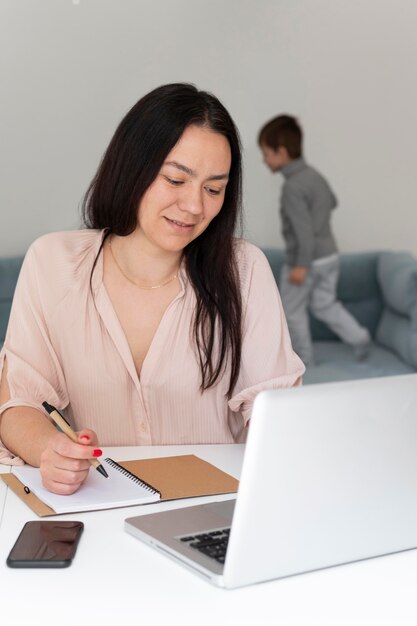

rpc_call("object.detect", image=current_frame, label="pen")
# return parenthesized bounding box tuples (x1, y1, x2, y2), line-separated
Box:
(42, 401, 109, 479)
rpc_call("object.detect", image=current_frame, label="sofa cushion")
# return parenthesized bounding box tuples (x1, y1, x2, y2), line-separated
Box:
(262, 248, 383, 341)
(311, 252, 383, 340)
(376, 252, 417, 368)
(303, 341, 415, 385)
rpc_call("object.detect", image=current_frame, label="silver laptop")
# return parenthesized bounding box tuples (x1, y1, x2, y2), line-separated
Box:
(125, 373, 417, 589)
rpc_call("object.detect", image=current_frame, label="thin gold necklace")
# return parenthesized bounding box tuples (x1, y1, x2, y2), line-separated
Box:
(108, 239, 179, 290)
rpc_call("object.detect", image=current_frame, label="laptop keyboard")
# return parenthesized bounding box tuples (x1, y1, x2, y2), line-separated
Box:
(179, 528, 230, 564)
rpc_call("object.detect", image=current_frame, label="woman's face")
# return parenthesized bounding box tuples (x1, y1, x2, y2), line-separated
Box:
(136, 125, 231, 254)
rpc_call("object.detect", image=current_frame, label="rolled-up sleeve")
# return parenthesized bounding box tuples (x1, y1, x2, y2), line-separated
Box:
(228, 245, 305, 425)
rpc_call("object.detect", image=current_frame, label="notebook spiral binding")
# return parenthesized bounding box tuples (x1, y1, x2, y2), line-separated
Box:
(104, 458, 160, 495)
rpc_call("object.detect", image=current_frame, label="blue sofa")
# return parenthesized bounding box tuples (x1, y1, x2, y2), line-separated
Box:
(0, 256, 23, 348)
(262, 248, 417, 384)
(1, 250, 417, 385)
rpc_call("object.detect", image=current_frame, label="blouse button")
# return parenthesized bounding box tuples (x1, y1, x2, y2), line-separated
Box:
(139, 422, 148, 432)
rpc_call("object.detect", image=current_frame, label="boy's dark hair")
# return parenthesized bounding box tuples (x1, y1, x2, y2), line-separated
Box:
(82, 83, 243, 397)
(258, 115, 303, 159)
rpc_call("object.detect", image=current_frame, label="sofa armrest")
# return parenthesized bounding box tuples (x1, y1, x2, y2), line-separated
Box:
(376, 252, 417, 368)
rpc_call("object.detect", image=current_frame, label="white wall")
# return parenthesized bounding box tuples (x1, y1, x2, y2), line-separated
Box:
(1, 0, 417, 257)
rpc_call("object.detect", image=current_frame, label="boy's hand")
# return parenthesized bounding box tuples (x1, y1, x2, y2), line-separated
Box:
(289, 266, 307, 285)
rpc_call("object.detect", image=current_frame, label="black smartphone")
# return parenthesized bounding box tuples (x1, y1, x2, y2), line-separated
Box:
(6, 521, 84, 568)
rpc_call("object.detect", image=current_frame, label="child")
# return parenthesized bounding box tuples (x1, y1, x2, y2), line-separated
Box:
(258, 114, 370, 366)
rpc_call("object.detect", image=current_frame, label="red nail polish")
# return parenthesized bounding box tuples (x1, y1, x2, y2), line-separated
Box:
(93, 449, 102, 457)
(79, 435, 90, 442)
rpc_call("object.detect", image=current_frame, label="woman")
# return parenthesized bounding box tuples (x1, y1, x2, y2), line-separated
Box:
(0, 83, 304, 494)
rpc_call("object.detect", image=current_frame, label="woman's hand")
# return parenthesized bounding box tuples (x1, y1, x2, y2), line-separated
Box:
(39, 429, 101, 495)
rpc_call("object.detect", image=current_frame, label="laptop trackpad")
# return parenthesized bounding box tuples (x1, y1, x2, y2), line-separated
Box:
(200, 498, 236, 520)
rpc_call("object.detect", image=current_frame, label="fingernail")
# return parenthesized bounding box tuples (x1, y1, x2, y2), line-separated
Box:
(93, 449, 102, 457)
(79, 435, 90, 442)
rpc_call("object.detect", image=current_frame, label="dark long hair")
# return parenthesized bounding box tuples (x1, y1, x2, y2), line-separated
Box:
(82, 83, 243, 397)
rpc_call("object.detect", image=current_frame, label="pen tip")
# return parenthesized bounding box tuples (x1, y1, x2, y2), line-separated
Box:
(96, 464, 109, 479)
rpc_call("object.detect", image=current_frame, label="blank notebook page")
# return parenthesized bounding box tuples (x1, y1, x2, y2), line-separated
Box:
(11, 457, 160, 513)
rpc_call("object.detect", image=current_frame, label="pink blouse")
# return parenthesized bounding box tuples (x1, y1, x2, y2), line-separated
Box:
(0, 230, 304, 463)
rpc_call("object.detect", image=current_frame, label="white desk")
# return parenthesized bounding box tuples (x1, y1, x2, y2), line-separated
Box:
(1, 444, 417, 626)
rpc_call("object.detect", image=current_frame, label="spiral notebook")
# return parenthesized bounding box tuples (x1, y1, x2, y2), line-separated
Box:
(11, 457, 161, 514)
(5, 454, 239, 516)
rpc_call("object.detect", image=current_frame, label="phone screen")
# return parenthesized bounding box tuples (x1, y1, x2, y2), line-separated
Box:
(6, 521, 84, 568)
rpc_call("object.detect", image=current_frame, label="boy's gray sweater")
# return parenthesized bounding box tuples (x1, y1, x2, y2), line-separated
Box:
(280, 158, 338, 267)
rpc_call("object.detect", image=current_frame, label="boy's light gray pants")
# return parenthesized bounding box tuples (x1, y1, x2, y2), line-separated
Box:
(279, 257, 370, 365)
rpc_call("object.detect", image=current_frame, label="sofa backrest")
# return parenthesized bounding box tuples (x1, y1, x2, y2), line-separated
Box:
(261, 248, 384, 340)
(0, 256, 23, 344)
(1, 250, 416, 369)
